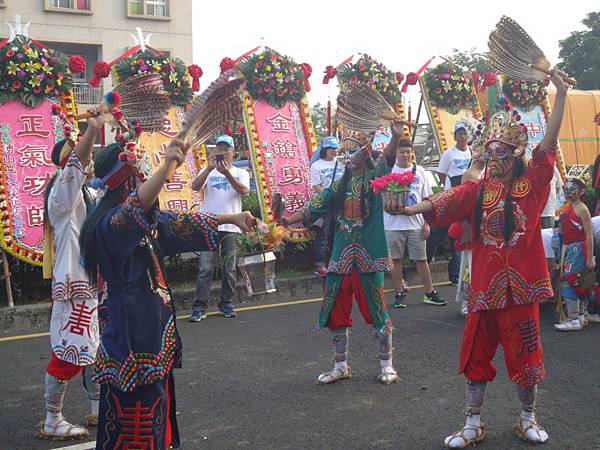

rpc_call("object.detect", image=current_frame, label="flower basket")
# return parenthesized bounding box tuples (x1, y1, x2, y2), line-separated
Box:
(235, 222, 286, 296)
(237, 251, 277, 296)
(381, 190, 410, 214)
(370, 171, 416, 214)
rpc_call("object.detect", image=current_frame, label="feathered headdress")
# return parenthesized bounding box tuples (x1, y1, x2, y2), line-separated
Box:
(473, 96, 528, 151)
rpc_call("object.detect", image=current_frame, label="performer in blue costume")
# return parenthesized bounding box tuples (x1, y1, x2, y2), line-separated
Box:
(80, 138, 255, 449)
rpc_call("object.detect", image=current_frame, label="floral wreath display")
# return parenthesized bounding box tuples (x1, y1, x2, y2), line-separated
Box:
(112, 49, 195, 109)
(0, 91, 78, 265)
(0, 37, 74, 108)
(336, 53, 402, 107)
(501, 75, 548, 112)
(422, 62, 478, 114)
(242, 91, 316, 242)
(238, 48, 309, 109)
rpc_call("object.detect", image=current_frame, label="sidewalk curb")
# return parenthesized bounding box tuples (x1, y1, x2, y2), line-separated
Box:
(0, 260, 451, 333)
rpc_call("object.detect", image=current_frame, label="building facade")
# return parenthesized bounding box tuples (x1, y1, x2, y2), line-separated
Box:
(0, 0, 193, 111)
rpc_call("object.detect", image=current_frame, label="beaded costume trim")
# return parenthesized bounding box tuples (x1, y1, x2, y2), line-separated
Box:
(92, 316, 178, 392)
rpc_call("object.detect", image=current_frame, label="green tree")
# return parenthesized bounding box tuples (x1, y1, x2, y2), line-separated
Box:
(558, 11, 600, 90)
(310, 102, 329, 142)
(446, 48, 495, 74)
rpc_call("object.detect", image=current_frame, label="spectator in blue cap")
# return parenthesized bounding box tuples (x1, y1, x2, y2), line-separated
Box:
(189, 134, 250, 321)
(310, 136, 344, 276)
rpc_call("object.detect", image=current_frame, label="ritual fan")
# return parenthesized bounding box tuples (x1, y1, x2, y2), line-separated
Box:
(165, 73, 245, 180)
(335, 82, 416, 133)
(488, 16, 576, 85)
(76, 73, 171, 132)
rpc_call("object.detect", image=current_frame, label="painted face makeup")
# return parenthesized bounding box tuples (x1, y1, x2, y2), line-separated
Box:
(485, 141, 517, 179)
(564, 180, 582, 198)
(342, 139, 366, 169)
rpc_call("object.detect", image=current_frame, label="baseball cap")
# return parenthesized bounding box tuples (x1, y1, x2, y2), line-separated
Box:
(215, 134, 235, 148)
(454, 122, 467, 133)
(320, 136, 339, 149)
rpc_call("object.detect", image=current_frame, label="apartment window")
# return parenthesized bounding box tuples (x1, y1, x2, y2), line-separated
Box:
(128, 0, 169, 18)
(46, 0, 92, 12)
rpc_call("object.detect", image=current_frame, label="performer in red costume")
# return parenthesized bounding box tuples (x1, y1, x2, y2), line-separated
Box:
(398, 68, 569, 447)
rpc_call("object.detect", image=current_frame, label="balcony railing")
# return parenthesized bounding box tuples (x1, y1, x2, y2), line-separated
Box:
(73, 82, 102, 105)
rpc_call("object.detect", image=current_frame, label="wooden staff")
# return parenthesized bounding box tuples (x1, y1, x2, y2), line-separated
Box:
(1, 249, 14, 308)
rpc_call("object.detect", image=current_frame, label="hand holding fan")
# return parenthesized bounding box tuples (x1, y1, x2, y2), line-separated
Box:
(336, 82, 417, 133)
(488, 16, 576, 86)
(75, 73, 171, 132)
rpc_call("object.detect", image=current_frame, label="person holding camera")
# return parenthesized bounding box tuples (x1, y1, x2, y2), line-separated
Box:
(190, 134, 250, 321)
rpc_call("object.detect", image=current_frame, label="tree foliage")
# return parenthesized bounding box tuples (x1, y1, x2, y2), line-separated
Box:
(558, 12, 600, 90)
(446, 48, 495, 74)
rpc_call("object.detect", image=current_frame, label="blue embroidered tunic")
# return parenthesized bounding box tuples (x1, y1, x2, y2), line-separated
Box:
(92, 192, 218, 391)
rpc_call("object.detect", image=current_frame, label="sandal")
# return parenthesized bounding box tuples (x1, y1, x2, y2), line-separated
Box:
(36, 419, 89, 441)
(443, 423, 486, 449)
(514, 418, 549, 444)
(316, 365, 352, 384)
(85, 414, 98, 427)
(377, 367, 400, 385)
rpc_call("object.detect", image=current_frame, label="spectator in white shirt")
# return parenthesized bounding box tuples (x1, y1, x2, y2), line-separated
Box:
(541, 165, 564, 229)
(189, 134, 250, 321)
(309, 136, 343, 276)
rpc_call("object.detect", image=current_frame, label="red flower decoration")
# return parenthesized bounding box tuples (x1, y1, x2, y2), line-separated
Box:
(220, 57, 235, 73)
(395, 72, 404, 84)
(482, 72, 497, 89)
(406, 72, 419, 85)
(69, 55, 86, 74)
(322, 65, 337, 84)
(594, 113, 600, 127)
(187, 64, 203, 91)
(90, 61, 111, 87)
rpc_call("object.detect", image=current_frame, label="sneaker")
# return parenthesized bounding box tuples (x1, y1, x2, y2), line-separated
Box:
(585, 313, 600, 323)
(401, 279, 411, 293)
(218, 305, 237, 318)
(423, 290, 447, 306)
(449, 278, 459, 286)
(189, 311, 207, 322)
(393, 292, 407, 308)
(554, 319, 582, 331)
(314, 266, 328, 277)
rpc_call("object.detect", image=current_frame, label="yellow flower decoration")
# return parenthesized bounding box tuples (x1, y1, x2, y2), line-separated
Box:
(168, 72, 177, 83)
(442, 80, 451, 92)
(275, 72, 283, 78)
(25, 48, 38, 59)
(265, 65, 272, 71)
(7, 62, 18, 75)
(152, 61, 162, 71)
(42, 64, 53, 74)
(29, 77, 41, 87)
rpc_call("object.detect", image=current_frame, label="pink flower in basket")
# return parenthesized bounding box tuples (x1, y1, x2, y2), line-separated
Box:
(370, 172, 417, 194)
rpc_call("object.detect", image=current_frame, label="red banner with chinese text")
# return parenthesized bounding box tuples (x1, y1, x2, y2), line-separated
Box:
(0, 99, 64, 265)
(243, 94, 317, 241)
(138, 107, 202, 212)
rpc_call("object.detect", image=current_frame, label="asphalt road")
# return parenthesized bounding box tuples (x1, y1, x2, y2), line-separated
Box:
(1, 282, 599, 450)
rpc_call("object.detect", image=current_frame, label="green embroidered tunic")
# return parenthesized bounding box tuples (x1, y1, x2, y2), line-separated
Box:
(301, 161, 392, 275)
(301, 161, 393, 333)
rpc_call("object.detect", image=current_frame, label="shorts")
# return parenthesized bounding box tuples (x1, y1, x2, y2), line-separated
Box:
(385, 229, 426, 261)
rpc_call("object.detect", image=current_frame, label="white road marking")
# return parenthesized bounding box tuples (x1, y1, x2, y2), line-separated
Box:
(51, 441, 96, 450)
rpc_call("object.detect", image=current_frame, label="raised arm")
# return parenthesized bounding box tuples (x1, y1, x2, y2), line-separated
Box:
(540, 68, 570, 152)
(74, 107, 104, 165)
(384, 120, 404, 165)
(191, 155, 216, 191)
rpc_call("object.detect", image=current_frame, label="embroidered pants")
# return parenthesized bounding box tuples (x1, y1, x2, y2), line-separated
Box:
(460, 303, 545, 387)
